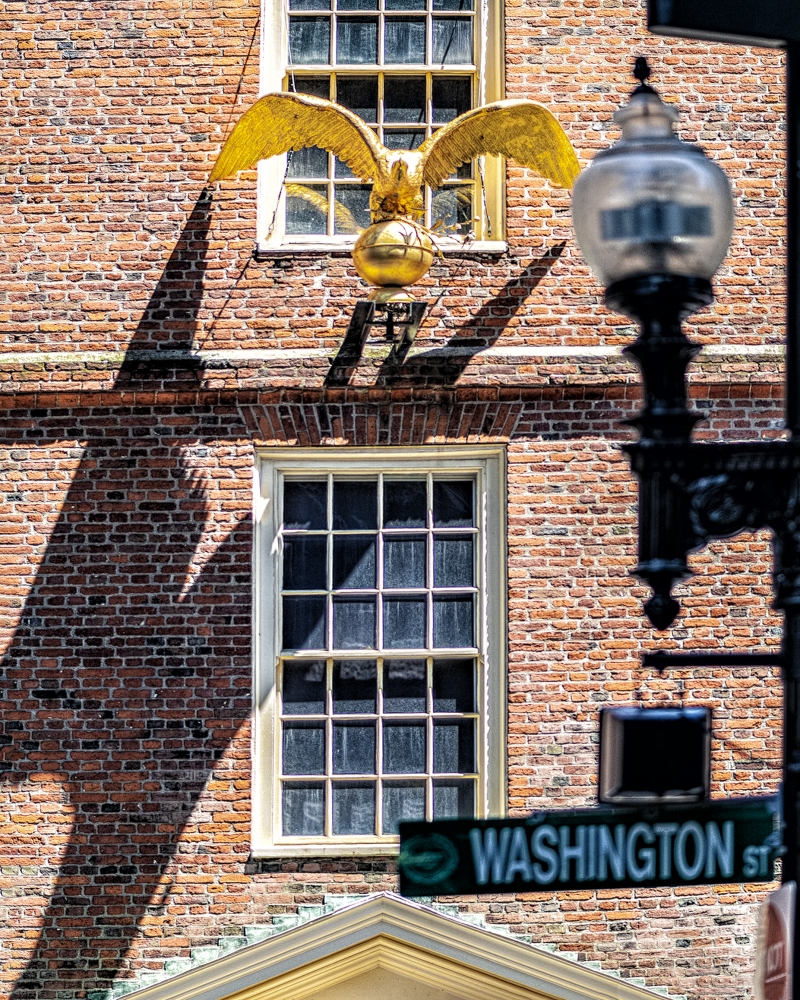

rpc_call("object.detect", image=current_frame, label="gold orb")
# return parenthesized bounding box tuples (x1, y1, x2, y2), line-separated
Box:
(352, 220, 434, 291)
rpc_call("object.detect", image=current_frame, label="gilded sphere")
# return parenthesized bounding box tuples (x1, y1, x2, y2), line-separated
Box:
(352, 220, 434, 289)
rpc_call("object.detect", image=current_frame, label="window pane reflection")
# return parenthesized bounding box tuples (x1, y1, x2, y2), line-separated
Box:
(432, 76, 471, 122)
(333, 659, 377, 713)
(337, 17, 378, 62)
(385, 18, 426, 62)
(333, 782, 375, 834)
(289, 17, 331, 63)
(432, 17, 472, 63)
(333, 597, 376, 648)
(334, 185, 371, 233)
(383, 782, 425, 832)
(286, 184, 328, 234)
(283, 783, 324, 835)
(287, 146, 328, 179)
(384, 77, 426, 123)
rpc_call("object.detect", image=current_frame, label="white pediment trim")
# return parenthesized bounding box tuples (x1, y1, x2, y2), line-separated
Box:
(128, 893, 671, 1000)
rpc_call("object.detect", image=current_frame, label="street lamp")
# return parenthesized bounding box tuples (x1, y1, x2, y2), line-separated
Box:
(572, 58, 736, 630)
(573, 57, 800, 994)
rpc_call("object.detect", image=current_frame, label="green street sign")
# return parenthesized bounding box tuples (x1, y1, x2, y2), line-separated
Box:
(399, 798, 780, 897)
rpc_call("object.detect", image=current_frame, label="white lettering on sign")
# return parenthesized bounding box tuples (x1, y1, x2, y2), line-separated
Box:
(468, 819, 748, 887)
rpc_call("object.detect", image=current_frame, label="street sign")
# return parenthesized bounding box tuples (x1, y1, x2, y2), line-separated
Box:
(647, 0, 800, 47)
(756, 883, 796, 1000)
(399, 797, 779, 897)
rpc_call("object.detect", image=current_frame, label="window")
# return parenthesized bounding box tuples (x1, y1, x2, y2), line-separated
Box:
(257, 0, 504, 249)
(253, 447, 506, 856)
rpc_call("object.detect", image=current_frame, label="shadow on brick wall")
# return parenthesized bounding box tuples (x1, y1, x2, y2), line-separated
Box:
(375, 241, 566, 386)
(0, 192, 252, 999)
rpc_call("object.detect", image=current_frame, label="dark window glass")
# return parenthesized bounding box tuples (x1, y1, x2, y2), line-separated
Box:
(283, 721, 326, 774)
(384, 659, 426, 713)
(433, 0, 473, 8)
(290, 0, 330, 7)
(338, 0, 377, 8)
(333, 597, 376, 648)
(289, 17, 331, 63)
(333, 659, 377, 713)
(333, 534, 376, 589)
(432, 77, 471, 123)
(333, 782, 376, 834)
(383, 721, 426, 772)
(433, 534, 473, 587)
(334, 185, 371, 233)
(283, 783, 325, 835)
(333, 481, 378, 529)
(384, 78, 426, 123)
(284, 481, 328, 530)
(433, 719, 475, 772)
(383, 129, 426, 150)
(283, 595, 327, 650)
(382, 782, 425, 832)
(294, 76, 331, 98)
(432, 17, 472, 63)
(433, 595, 473, 647)
(284, 536, 328, 590)
(334, 721, 376, 773)
(337, 17, 378, 63)
(385, 18, 426, 62)
(384, 597, 426, 649)
(286, 184, 329, 234)
(383, 480, 427, 526)
(433, 779, 474, 818)
(337, 76, 379, 121)
(385, 0, 425, 7)
(287, 146, 328, 179)
(433, 480, 473, 526)
(384, 536, 425, 588)
(432, 658, 475, 712)
(283, 660, 326, 714)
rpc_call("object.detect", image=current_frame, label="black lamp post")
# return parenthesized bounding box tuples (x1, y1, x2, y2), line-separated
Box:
(572, 58, 800, 989)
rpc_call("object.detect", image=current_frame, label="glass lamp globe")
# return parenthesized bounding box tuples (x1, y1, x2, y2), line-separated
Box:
(572, 62, 734, 292)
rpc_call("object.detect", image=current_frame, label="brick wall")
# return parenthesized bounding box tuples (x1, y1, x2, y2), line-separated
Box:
(0, 0, 790, 997)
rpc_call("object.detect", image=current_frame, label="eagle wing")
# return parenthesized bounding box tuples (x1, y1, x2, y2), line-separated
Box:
(418, 99, 580, 191)
(209, 92, 386, 184)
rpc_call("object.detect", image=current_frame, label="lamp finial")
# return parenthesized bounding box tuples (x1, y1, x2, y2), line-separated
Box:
(633, 56, 651, 84)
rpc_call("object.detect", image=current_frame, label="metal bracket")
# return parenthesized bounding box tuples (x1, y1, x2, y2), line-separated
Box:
(324, 299, 428, 387)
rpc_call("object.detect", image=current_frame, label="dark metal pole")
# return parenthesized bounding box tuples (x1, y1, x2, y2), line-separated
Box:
(783, 43, 800, 1000)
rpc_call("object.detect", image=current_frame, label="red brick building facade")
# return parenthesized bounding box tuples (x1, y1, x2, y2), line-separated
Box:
(0, 0, 789, 997)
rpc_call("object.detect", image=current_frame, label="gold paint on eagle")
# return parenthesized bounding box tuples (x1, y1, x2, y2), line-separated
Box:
(210, 92, 580, 292)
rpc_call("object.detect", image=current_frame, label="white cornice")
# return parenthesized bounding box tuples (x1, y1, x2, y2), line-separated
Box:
(0, 343, 783, 367)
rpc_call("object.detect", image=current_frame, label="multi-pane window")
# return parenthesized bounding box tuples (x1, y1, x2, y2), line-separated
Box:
(280, 0, 478, 240)
(279, 475, 478, 837)
(253, 448, 506, 856)
(281, 657, 478, 836)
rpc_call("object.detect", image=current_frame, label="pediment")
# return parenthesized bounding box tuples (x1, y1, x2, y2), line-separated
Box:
(130, 893, 670, 1000)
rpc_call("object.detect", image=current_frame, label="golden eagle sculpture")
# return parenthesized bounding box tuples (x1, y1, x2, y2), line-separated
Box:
(210, 92, 580, 298)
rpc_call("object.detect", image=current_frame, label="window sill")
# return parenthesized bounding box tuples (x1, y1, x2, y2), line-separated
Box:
(254, 239, 508, 260)
(251, 840, 401, 858)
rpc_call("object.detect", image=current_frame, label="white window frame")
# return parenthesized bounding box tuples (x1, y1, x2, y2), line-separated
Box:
(252, 445, 507, 857)
(256, 0, 506, 254)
